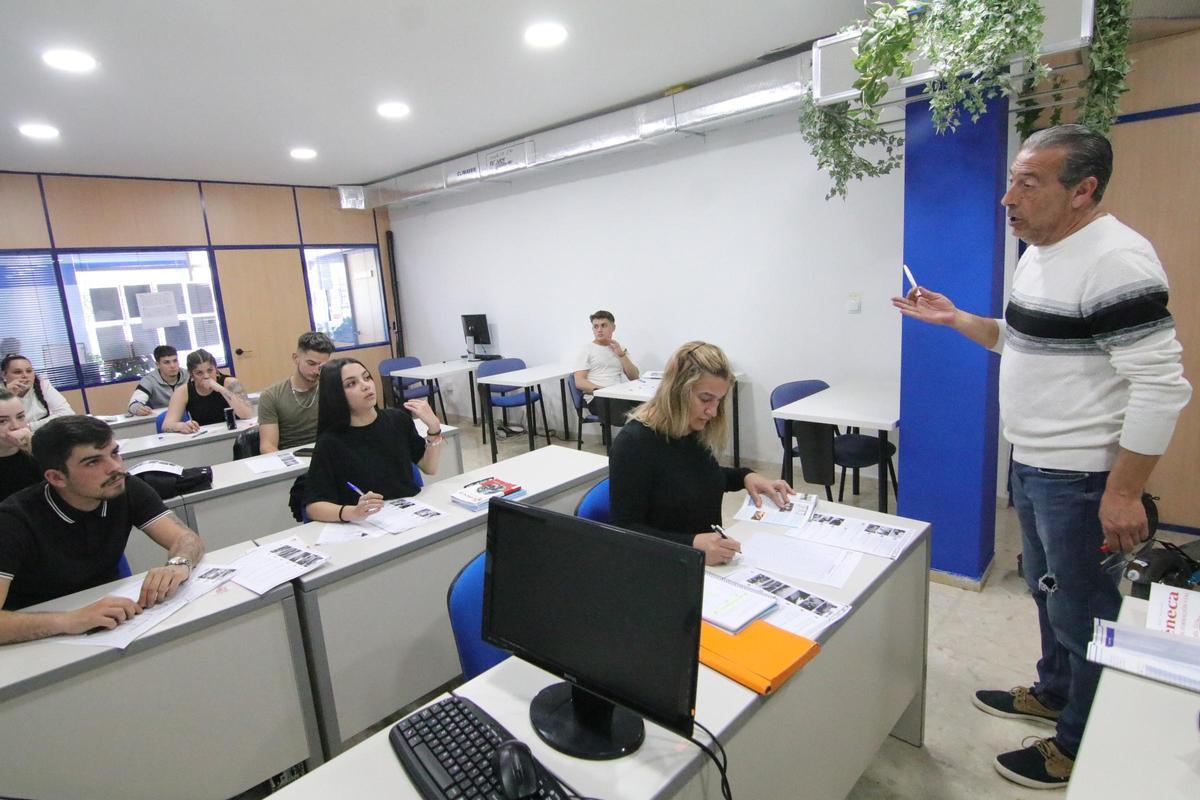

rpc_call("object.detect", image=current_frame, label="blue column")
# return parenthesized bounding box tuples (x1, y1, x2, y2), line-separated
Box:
(899, 95, 1008, 581)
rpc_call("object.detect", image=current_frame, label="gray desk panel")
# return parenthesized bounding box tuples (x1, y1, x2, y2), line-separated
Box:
(0, 588, 320, 800)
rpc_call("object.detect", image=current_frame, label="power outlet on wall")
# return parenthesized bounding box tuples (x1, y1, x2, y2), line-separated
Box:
(846, 293, 862, 314)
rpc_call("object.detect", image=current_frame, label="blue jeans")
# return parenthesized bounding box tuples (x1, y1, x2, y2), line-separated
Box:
(1010, 462, 1123, 757)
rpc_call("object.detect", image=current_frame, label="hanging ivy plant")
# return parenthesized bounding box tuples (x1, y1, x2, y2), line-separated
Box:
(800, 0, 1132, 199)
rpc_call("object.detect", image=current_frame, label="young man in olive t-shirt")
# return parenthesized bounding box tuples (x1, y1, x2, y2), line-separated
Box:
(257, 332, 335, 452)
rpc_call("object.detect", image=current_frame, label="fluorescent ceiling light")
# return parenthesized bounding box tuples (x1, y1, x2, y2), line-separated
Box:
(524, 21, 568, 48)
(377, 101, 411, 119)
(290, 147, 317, 160)
(19, 123, 60, 140)
(42, 49, 97, 73)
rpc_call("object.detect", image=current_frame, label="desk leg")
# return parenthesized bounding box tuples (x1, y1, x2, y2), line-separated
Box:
(525, 388, 536, 452)
(432, 379, 448, 422)
(468, 373, 478, 426)
(558, 378, 571, 442)
(484, 386, 498, 463)
(784, 421, 794, 485)
(878, 431, 889, 513)
(733, 381, 741, 468)
(602, 399, 613, 453)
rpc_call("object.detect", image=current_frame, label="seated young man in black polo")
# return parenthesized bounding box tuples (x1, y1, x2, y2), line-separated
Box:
(0, 415, 205, 644)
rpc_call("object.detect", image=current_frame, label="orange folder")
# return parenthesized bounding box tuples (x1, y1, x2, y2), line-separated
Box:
(699, 619, 820, 695)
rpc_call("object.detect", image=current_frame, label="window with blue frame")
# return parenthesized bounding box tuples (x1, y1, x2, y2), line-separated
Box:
(58, 250, 227, 385)
(303, 247, 388, 349)
(0, 253, 79, 389)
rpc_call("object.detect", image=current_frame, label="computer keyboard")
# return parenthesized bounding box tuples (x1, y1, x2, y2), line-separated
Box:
(390, 696, 570, 800)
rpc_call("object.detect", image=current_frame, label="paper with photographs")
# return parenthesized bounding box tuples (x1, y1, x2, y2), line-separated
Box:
(721, 567, 852, 639)
(787, 511, 918, 560)
(232, 536, 329, 594)
(732, 493, 818, 528)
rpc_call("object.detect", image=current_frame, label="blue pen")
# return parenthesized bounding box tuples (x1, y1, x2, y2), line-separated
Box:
(346, 482, 365, 496)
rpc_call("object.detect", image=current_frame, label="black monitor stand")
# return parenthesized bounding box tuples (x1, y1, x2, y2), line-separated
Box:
(529, 682, 645, 760)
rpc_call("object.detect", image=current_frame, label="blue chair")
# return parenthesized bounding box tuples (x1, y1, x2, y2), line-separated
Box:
(477, 358, 550, 449)
(574, 478, 610, 524)
(379, 357, 446, 421)
(411, 463, 424, 489)
(446, 553, 509, 680)
(770, 380, 897, 503)
(566, 374, 601, 450)
(155, 409, 189, 433)
(116, 554, 132, 579)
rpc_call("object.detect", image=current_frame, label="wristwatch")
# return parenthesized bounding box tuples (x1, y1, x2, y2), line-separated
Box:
(166, 556, 193, 575)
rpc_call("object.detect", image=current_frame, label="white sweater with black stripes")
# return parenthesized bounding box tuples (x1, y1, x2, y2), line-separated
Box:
(992, 214, 1192, 471)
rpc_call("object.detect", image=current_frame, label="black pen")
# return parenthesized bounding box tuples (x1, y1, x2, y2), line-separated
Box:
(710, 524, 728, 539)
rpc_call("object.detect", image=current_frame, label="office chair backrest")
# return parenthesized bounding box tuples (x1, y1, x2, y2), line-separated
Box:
(232, 428, 261, 460)
(566, 373, 586, 411)
(574, 478, 611, 524)
(769, 380, 829, 439)
(116, 554, 133, 579)
(411, 463, 424, 489)
(155, 409, 190, 434)
(477, 358, 526, 394)
(446, 552, 510, 679)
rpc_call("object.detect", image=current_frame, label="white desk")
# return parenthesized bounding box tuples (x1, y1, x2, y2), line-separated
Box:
(123, 423, 465, 574)
(389, 359, 480, 425)
(95, 412, 158, 439)
(118, 416, 258, 470)
(595, 372, 746, 467)
(476, 362, 576, 462)
(771, 380, 900, 513)
(1068, 598, 1200, 799)
(261, 445, 609, 757)
(0, 541, 322, 800)
(270, 499, 931, 799)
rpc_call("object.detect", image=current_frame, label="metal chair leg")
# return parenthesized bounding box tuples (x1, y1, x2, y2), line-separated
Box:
(538, 390, 551, 447)
(838, 467, 848, 502)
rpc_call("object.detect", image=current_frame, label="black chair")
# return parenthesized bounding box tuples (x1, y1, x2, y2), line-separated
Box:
(770, 380, 898, 503)
(232, 428, 260, 460)
(565, 374, 601, 450)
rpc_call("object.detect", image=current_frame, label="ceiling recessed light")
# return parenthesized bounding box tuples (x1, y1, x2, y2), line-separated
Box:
(18, 123, 60, 140)
(377, 101, 412, 119)
(290, 147, 317, 160)
(524, 21, 568, 48)
(42, 49, 97, 73)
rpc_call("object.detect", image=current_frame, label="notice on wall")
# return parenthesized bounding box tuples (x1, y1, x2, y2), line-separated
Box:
(136, 292, 180, 329)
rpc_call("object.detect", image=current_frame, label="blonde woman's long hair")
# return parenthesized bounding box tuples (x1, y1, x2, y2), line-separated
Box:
(629, 341, 734, 453)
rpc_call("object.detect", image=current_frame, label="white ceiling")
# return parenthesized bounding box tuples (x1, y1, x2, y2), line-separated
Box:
(0, 0, 867, 187)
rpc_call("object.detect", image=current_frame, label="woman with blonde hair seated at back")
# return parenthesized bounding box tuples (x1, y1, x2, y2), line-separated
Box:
(609, 340, 793, 565)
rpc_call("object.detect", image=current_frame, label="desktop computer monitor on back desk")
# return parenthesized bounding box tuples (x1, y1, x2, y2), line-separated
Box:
(482, 499, 705, 760)
(461, 314, 497, 359)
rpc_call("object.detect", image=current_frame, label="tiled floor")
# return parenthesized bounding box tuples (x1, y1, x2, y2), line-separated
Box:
(457, 418, 1193, 799)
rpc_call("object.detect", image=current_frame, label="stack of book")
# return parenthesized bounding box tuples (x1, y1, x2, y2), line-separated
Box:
(450, 477, 526, 511)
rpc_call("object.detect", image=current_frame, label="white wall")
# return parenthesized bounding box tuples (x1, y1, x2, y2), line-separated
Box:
(388, 112, 906, 467)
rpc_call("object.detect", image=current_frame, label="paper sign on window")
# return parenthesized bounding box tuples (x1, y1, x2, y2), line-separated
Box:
(136, 291, 180, 329)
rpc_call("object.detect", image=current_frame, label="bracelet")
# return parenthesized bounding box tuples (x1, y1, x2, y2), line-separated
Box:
(619, 349, 628, 358)
(338, 505, 346, 522)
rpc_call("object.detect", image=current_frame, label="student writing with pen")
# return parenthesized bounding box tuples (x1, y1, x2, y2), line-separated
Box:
(303, 358, 445, 523)
(608, 341, 792, 565)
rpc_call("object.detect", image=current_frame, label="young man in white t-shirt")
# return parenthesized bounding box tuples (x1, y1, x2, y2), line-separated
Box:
(573, 310, 639, 418)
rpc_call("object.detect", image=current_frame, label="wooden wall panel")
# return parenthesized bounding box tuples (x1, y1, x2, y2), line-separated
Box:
(295, 187, 377, 244)
(59, 389, 85, 415)
(340, 344, 394, 377)
(84, 380, 144, 417)
(43, 176, 206, 248)
(1120, 30, 1200, 114)
(0, 174, 50, 249)
(202, 183, 300, 246)
(1106, 115, 1200, 528)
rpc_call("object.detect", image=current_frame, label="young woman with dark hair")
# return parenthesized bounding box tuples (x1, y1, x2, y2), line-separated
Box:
(161, 349, 253, 433)
(303, 358, 445, 523)
(1, 354, 75, 432)
(0, 387, 40, 501)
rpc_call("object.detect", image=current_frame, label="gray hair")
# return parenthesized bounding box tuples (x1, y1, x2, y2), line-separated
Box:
(1022, 124, 1113, 203)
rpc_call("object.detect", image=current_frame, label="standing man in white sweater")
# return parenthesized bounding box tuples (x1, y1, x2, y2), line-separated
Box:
(893, 124, 1191, 790)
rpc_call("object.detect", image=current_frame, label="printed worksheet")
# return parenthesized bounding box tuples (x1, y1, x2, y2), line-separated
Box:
(361, 497, 445, 534)
(232, 537, 329, 594)
(732, 493, 818, 528)
(722, 567, 852, 639)
(242, 451, 302, 474)
(787, 512, 918, 560)
(738, 534, 861, 589)
(316, 521, 382, 545)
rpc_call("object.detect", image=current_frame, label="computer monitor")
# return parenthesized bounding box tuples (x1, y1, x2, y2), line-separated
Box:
(482, 499, 704, 760)
(461, 314, 491, 356)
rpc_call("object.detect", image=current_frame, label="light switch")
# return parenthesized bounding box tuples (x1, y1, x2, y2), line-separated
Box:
(846, 293, 862, 314)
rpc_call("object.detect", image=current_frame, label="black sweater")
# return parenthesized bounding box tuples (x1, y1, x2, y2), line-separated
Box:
(304, 408, 426, 507)
(609, 419, 750, 547)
